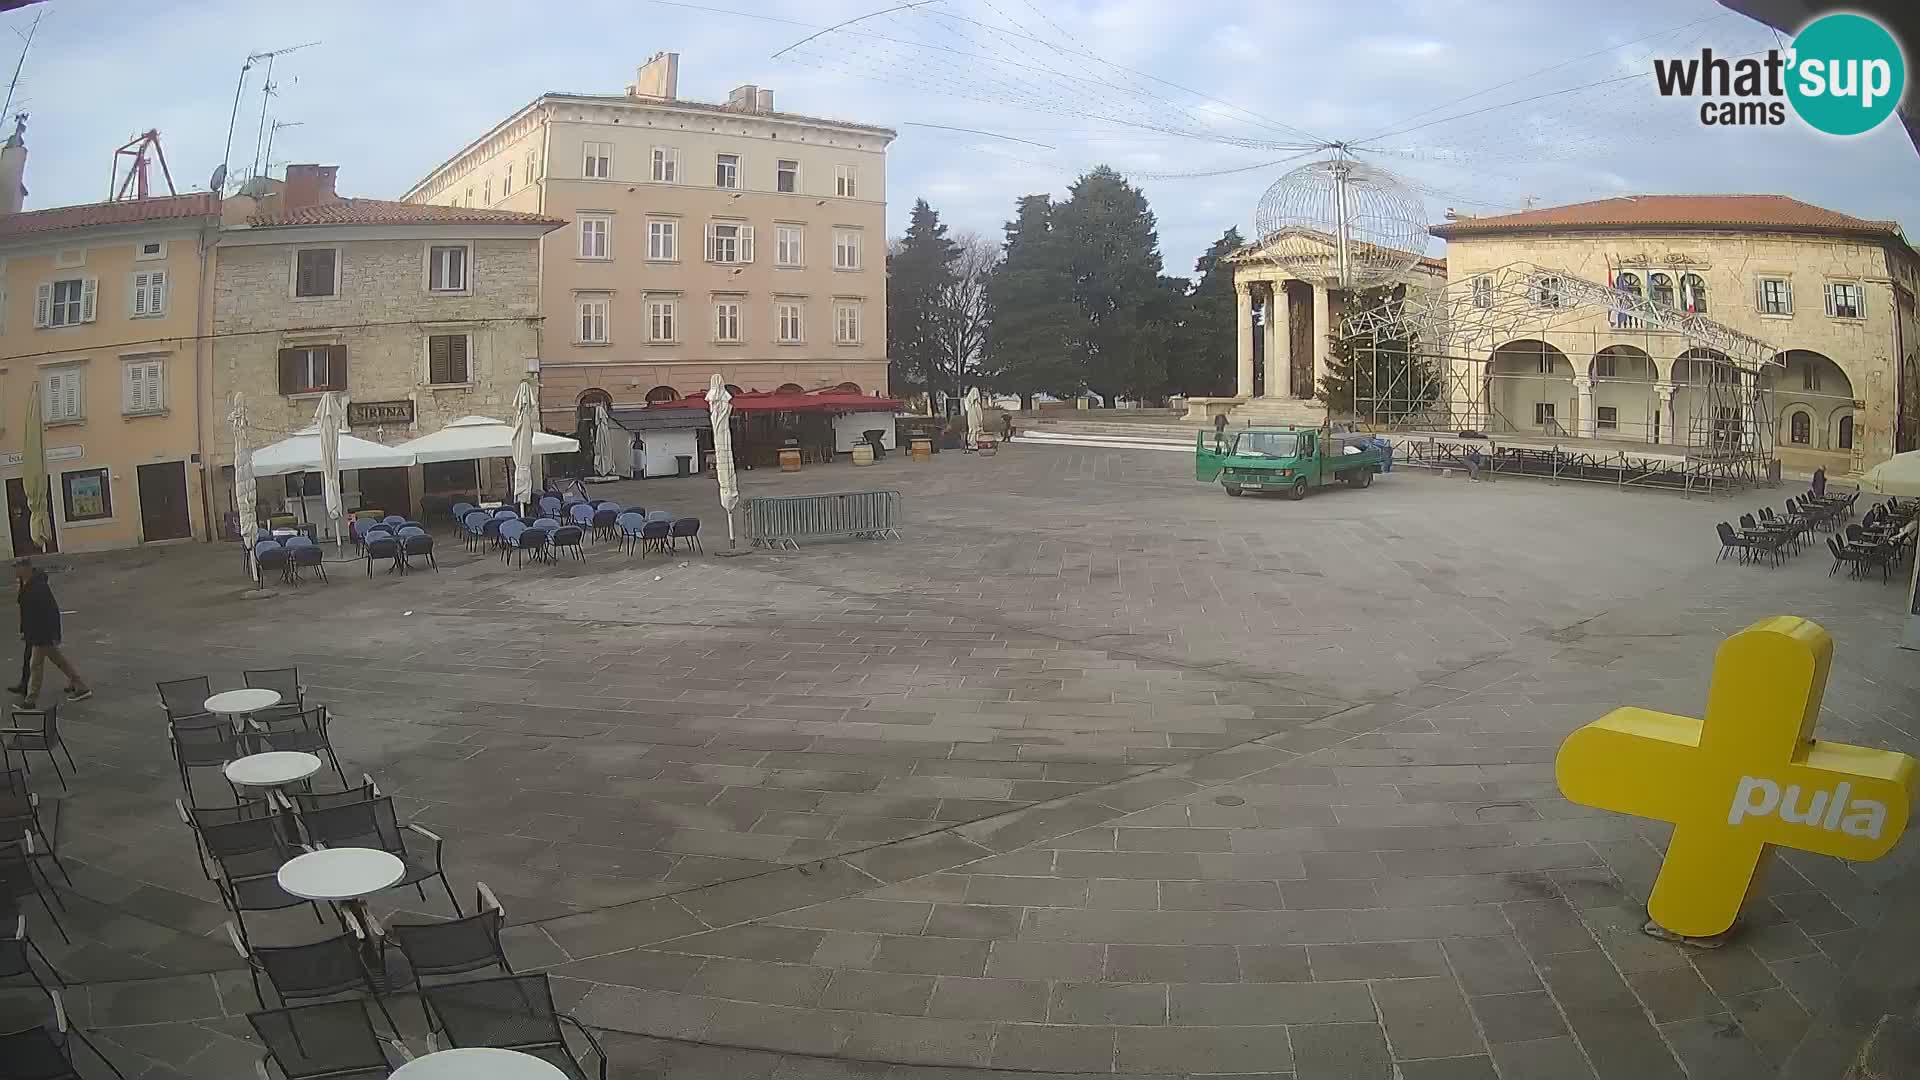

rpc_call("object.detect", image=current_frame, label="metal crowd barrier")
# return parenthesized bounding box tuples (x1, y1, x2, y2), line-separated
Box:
(746, 489, 902, 549)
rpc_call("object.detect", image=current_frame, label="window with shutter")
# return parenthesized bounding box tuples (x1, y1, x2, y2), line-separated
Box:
(124, 358, 165, 414)
(740, 225, 754, 263)
(34, 282, 50, 327)
(80, 277, 97, 322)
(44, 369, 83, 422)
(1758, 277, 1792, 315)
(277, 346, 345, 395)
(131, 270, 167, 317)
(294, 250, 338, 297)
(428, 334, 470, 384)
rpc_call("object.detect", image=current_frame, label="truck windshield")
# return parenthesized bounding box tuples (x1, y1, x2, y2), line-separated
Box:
(1232, 432, 1300, 458)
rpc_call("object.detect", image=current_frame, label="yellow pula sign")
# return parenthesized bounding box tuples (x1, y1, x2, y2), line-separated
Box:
(1555, 615, 1916, 940)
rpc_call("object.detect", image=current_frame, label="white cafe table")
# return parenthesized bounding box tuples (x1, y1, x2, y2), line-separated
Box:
(279, 848, 407, 988)
(203, 688, 282, 725)
(391, 1047, 570, 1079)
(224, 751, 321, 789)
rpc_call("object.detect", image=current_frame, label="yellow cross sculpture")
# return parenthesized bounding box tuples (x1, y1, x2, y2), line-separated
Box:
(1555, 616, 1916, 940)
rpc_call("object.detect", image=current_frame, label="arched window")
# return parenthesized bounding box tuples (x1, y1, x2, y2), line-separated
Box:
(1839, 414, 1854, 450)
(1613, 272, 1642, 298)
(578, 388, 612, 408)
(644, 385, 680, 404)
(775, 383, 805, 394)
(832, 381, 862, 393)
(1648, 272, 1676, 308)
(1790, 411, 1811, 445)
(1680, 273, 1707, 314)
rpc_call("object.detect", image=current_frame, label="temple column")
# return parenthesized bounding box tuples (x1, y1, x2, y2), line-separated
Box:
(1236, 281, 1255, 399)
(1266, 283, 1291, 399)
(1655, 381, 1676, 446)
(1312, 283, 1333, 391)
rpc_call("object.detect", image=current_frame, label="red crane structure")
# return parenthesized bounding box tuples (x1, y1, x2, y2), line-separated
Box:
(110, 129, 177, 201)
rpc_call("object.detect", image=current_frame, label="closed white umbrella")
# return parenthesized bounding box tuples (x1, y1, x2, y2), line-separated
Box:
(229, 393, 258, 581)
(594, 404, 619, 477)
(964, 387, 984, 450)
(511, 376, 537, 513)
(22, 379, 50, 550)
(315, 392, 345, 552)
(709, 374, 740, 550)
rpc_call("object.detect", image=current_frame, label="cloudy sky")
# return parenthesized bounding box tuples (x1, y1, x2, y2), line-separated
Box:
(13, 0, 1917, 276)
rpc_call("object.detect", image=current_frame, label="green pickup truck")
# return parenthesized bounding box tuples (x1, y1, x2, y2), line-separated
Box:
(1195, 426, 1386, 500)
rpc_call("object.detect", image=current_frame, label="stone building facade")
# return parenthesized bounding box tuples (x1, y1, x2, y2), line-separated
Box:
(1431, 195, 1920, 475)
(402, 53, 895, 429)
(211, 166, 560, 519)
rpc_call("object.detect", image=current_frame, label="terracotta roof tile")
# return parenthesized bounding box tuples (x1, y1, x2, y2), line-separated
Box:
(1430, 195, 1904, 240)
(0, 193, 216, 240)
(247, 198, 563, 229)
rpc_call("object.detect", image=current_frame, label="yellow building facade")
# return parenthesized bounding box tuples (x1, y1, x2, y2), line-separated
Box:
(402, 53, 896, 429)
(0, 191, 218, 555)
(1431, 196, 1920, 475)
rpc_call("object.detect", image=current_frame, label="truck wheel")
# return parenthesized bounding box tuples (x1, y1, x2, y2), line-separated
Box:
(1224, 485, 1244, 497)
(1359, 469, 1374, 488)
(1290, 478, 1309, 501)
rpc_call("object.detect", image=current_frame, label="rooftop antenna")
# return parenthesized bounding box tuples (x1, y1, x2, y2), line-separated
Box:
(263, 119, 302, 177)
(243, 41, 317, 184)
(110, 130, 176, 201)
(0, 9, 42, 122)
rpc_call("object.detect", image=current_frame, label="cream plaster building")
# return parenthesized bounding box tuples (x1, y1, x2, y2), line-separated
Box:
(1430, 196, 1920, 475)
(403, 53, 896, 429)
(212, 165, 560, 522)
(1210, 229, 1446, 426)
(0, 135, 218, 556)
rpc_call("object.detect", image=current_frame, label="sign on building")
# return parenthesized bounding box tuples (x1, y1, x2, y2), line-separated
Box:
(348, 400, 414, 427)
(1556, 616, 1915, 940)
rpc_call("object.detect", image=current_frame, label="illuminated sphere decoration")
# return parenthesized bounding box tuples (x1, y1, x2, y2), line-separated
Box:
(1253, 158, 1429, 287)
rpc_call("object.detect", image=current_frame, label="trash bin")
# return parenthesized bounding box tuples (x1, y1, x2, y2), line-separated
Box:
(675, 454, 693, 477)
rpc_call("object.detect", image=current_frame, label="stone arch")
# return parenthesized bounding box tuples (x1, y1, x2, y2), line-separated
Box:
(775, 383, 805, 394)
(1831, 406, 1855, 451)
(644, 385, 680, 404)
(1764, 350, 1854, 452)
(1669, 347, 1741, 450)
(1589, 344, 1657, 441)
(577, 388, 612, 408)
(1487, 340, 1574, 434)
(831, 381, 863, 393)
(1782, 404, 1815, 446)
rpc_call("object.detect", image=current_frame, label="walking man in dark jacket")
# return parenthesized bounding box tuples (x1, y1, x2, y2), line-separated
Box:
(14, 558, 89, 706)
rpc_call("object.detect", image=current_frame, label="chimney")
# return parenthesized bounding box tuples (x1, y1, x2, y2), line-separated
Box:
(282, 164, 339, 211)
(628, 51, 679, 100)
(725, 84, 758, 112)
(0, 113, 27, 215)
(756, 88, 774, 113)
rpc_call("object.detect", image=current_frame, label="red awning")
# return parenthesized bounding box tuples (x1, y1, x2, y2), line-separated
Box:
(668, 390, 902, 413)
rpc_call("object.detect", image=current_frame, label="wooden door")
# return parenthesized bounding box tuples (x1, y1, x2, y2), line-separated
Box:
(5, 477, 55, 554)
(137, 462, 193, 542)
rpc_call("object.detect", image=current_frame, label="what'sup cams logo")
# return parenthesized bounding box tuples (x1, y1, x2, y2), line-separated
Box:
(1654, 12, 1906, 135)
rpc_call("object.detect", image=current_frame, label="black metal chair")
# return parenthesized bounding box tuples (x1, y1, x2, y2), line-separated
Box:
(0, 836, 66, 943)
(294, 798, 461, 915)
(176, 796, 277, 880)
(201, 818, 326, 945)
(2, 705, 73, 791)
(1, 913, 63, 995)
(249, 1000, 412, 1080)
(389, 883, 511, 989)
(253, 706, 349, 790)
(421, 974, 606, 1079)
(290, 775, 381, 815)
(244, 667, 307, 714)
(1715, 522, 1754, 563)
(1, 789, 70, 888)
(227, 920, 400, 1034)
(169, 719, 249, 804)
(0, 990, 126, 1079)
(157, 675, 215, 725)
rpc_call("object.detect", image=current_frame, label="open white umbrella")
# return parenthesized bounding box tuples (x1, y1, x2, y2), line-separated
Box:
(709, 374, 740, 549)
(511, 376, 537, 512)
(315, 392, 346, 552)
(251, 428, 414, 476)
(1858, 451, 1920, 498)
(594, 404, 620, 478)
(394, 415, 578, 463)
(229, 393, 258, 581)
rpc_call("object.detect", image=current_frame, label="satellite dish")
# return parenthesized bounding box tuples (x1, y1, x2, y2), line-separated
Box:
(208, 164, 227, 192)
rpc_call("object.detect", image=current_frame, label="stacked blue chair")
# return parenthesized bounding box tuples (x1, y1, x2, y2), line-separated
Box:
(364, 534, 401, 576)
(254, 540, 288, 582)
(550, 525, 586, 561)
(498, 520, 527, 565)
(462, 511, 490, 553)
(639, 519, 671, 555)
(616, 511, 646, 554)
(568, 502, 595, 527)
(539, 495, 564, 518)
(286, 536, 327, 583)
(668, 517, 703, 553)
(402, 531, 437, 572)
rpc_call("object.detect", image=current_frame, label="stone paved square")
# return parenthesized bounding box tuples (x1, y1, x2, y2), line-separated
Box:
(1, 442, 1915, 1078)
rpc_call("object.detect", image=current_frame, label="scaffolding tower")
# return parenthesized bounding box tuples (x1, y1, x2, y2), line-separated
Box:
(1338, 262, 1782, 494)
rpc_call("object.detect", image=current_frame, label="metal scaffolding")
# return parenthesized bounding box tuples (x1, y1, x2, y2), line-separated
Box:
(1338, 262, 1782, 494)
